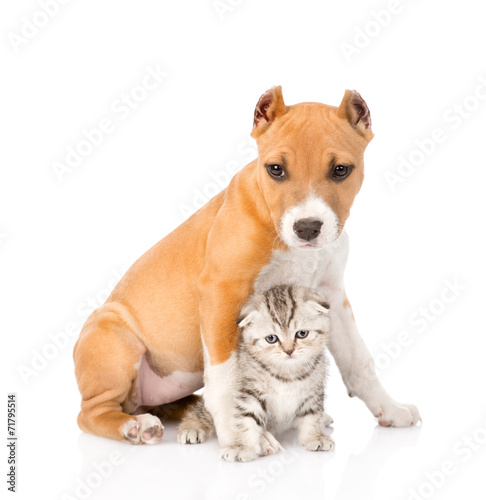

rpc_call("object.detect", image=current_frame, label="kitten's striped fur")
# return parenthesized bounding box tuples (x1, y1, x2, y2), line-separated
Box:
(178, 285, 334, 461)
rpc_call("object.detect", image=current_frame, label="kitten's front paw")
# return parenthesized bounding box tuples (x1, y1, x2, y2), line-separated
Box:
(261, 431, 283, 455)
(322, 412, 333, 426)
(220, 445, 260, 462)
(177, 427, 207, 444)
(303, 434, 334, 452)
(374, 403, 421, 427)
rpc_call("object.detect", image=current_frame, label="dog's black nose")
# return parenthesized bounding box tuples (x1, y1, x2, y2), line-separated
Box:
(293, 218, 322, 242)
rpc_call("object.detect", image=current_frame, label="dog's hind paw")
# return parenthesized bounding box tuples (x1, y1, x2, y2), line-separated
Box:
(122, 414, 164, 444)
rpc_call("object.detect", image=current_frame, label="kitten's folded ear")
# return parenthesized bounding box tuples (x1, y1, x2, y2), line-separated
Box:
(237, 298, 260, 328)
(237, 310, 258, 328)
(308, 292, 330, 315)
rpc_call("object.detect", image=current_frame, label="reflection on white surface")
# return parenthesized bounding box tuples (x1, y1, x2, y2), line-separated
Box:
(334, 425, 422, 500)
(72, 419, 422, 500)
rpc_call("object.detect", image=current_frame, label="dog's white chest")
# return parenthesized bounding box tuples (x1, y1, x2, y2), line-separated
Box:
(253, 231, 349, 298)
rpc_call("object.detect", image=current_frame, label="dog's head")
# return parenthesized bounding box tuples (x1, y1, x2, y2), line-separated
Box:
(251, 86, 373, 249)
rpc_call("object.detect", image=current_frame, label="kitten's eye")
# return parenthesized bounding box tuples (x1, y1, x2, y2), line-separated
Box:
(265, 164, 286, 180)
(295, 330, 309, 339)
(331, 164, 353, 181)
(265, 335, 279, 344)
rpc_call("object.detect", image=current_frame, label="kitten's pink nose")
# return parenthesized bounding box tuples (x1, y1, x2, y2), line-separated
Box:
(285, 348, 294, 356)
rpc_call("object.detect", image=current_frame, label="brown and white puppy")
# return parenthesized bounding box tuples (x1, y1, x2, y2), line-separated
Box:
(73, 87, 420, 447)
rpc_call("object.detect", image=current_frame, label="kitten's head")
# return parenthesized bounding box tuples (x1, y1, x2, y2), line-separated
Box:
(237, 285, 330, 375)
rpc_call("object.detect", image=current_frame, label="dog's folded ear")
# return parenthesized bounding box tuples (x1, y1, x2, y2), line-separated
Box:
(337, 90, 374, 141)
(251, 86, 287, 138)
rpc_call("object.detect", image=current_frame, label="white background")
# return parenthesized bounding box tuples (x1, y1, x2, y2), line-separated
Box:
(2, 1, 486, 499)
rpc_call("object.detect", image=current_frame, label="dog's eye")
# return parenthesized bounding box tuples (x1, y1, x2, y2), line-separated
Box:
(265, 335, 279, 344)
(265, 164, 285, 180)
(295, 330, 309, 339)
(331, 164, 353, 181)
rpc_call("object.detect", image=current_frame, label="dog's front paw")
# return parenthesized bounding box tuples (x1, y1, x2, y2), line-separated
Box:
(122, 414, 164, 444)
(303, 434, 335, 452)
(220, 445, 261, 462)
(375, 403, 421, 427)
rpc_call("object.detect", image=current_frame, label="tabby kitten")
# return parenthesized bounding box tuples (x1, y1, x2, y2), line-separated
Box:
(178, 285, 334, 462)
